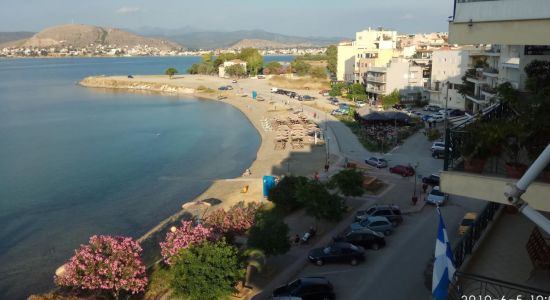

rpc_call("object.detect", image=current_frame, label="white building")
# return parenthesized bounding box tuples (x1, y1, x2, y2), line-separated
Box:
(365, 57, 424, 102)
(428, 48, 470, 110)
(218, 59, 247, 78)
(337, 28, 399, 83)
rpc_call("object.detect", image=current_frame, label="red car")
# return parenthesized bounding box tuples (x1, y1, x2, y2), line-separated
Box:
(389, 165, 415, 177)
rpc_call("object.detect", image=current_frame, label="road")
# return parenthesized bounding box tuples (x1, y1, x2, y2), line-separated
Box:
(234, 80, 488, 300)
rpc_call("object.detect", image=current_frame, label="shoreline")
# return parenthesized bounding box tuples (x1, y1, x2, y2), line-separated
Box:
(79, 74, 327, 265)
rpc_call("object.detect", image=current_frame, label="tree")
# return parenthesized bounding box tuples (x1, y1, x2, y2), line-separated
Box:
(165, 67, 178, 79)
(201, 52, 214, 64)
(310, 66, 327, 79)
(54, 235, 148, 298)
(329, 169, 365, 197)
(295, 180, 345, 222)
(239, 48, 263, 75)
(203, 201, 260, 239)
(225, 64, 247, 78)
(265, 61, 283, 75)
(248, 210, 290, 256)
(291, 60, 311, 76)
(326, 45, 338, 75)
(381, 89, 401, 109)
(329, 82, 347, 97)
(170, 241, 244, 300)
(159, 220, 215, 265)
(268, 176, 308, 212)
(347, 83, 367, 101)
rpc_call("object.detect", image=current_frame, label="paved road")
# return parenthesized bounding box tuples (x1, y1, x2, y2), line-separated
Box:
(234, 81, 489, 300)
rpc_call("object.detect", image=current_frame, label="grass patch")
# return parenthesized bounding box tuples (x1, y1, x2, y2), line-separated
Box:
(196, 85, 215, 93)
(144, 263, 173, 300)
(269, 75, 330, 90)
(363, 180, 387, 195)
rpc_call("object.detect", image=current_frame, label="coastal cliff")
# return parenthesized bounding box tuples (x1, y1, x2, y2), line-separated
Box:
(79, 76, 196, 94)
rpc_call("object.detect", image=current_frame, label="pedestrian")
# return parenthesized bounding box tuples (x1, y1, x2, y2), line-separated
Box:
(324, 162, 329, 172)
(313, 112, 317, 119)
(293, 234, 300, 245)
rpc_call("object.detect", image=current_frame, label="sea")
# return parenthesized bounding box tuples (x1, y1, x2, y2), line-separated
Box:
(0, 55, 293, 299)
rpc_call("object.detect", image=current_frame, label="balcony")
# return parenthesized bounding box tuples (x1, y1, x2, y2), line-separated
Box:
(482, 67, 499, 78)
(365, 75, 386, 83)
(480, 85, 497, 99)
(366, 86, 386, 94)
(502, 57, 520, 69)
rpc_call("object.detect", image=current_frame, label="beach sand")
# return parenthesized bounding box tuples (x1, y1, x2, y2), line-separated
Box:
(79, 74, 332, 264)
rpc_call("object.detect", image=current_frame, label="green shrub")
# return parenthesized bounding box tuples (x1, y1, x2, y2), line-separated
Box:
(247, 210, 290, 256)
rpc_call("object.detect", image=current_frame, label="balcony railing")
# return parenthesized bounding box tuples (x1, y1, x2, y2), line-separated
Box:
(366, 87, 386, 93)
(449, 271, 550, 299)
(366, 76, 386, 83)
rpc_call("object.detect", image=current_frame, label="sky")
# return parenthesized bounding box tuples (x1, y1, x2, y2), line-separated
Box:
(0, 0, 454, 37)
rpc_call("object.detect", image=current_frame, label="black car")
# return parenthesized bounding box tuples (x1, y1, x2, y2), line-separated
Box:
(333, 228, 386, 250)
(288, 91, 297, 98)
(449, 109, 465, 117)
(308, 242, 365, 266)
(355, 204, 403, 226)
(273, 277, 335, 300)
(422, 174, 441, 186)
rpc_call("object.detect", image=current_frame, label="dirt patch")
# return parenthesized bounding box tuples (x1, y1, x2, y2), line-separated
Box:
(269, 75, 330, 91)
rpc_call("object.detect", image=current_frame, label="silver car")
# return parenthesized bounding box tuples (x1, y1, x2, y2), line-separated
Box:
(425, 186, 449, 206)
(349, 216, 394, 236)
(365, 157, 388, 168)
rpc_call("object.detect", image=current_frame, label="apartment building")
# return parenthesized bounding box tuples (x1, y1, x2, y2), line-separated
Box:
(364, 57, 424, 102)
(428, 48, 470, 110)
(337, 28, 398, 83)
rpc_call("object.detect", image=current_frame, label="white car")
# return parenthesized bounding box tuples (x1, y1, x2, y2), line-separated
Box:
(355, 101, 366, 107)
(431, 141, 448, 152)
(425, 186, 449, 206)
(428, 114, 445, 123)
(365, 157, 388, 168)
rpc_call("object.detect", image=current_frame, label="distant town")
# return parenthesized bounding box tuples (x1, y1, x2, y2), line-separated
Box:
(0, 44, 326, 58)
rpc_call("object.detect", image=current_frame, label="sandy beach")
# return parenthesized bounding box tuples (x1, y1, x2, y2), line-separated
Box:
(79, 74, 332, 264)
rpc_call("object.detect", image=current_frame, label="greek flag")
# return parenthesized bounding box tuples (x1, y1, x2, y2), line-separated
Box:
(432, 207, 456, 300)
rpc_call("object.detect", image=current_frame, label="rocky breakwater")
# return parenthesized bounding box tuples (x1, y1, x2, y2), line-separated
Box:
(79, 76, 196, 94)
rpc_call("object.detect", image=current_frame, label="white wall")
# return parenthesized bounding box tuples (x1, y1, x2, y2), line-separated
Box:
(429, 49, 469, 109)
(337, 44, 356, 82)
(454, 0, 550, 23)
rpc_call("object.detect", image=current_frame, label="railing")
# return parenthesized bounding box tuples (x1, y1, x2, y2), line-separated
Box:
(366, 76, 386, 83)
(456, 0, 502, 3)
(449, 271, 550, 299)
(452, 201, 501, 269)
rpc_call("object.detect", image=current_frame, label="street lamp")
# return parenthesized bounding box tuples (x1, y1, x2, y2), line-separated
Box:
(412, 162, 419, 205)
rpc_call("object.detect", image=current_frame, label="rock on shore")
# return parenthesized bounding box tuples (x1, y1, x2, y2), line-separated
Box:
(79, 76, 196, 94)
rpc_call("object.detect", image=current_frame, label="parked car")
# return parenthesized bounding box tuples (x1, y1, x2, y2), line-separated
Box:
(425, 186, 449, 205)
(350, 216, 394, 236)
(431, 148, 446, 159)
(127, 75, 134, 78)
(438, 109, 453, 116)
(319, 89, 330, 96)
(355, 100, 366, 107)
(449, 109, 465, 117)
(257, 75, 266, 79)
(389, 165, 415, 177)
(256, 96, 265, 101)
(232, 79, 238, 83)
(427, 114, 445, 123)
(422, 174, 440, 186)
(392, 103, 404, 110)
(331, 108, 348, 115)
(333, 228, 386, 250)
(302, 95, 315, 101)
(226, 85, 233, 90)
(308, 242, 365, 266)
(355, 204, 403, 226)
(459, 212, 477, 235)
(272, 277, 335, 300)
(431, 141, 446, 152)
(288, 91, 297, 98)
(218, 86, 228, 90)
(421, 114, 434, 122)
(365, 157, 388, 168)
(271, 87, 279, 93)
(424, 105, 442, 112)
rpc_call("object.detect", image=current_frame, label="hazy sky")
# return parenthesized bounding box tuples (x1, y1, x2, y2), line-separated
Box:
(0, 0, 454, 37)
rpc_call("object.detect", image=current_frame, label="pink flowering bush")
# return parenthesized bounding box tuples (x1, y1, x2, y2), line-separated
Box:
(160, 220, 214, 265)
(204, 201, 260, 238)
(54, 235, 148, 297)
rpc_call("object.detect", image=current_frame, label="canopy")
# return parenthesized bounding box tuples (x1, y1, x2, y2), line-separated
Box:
(355, 109, 412, 124)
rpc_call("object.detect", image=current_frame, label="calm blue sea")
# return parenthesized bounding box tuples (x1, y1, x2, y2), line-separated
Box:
(0, 56, 293, 299)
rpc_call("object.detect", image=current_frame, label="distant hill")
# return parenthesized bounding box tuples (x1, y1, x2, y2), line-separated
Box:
(230, 38, 315, 49)
(0, 32, 35, 44)
(3, 24, 183, 50)
(139, 29, 344, 49)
